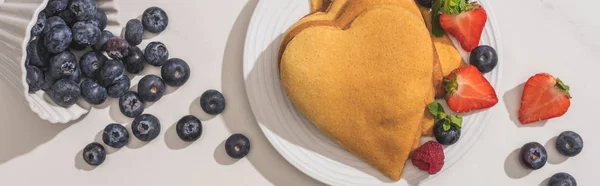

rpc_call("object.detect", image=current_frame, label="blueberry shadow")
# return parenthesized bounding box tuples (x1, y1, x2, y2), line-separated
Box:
(74, 149, 96, 171)
(503, 83, 548, 127)
(140, 64, 161, 76)
(538, 177, 550, 186)
(504, 148, 532, 179)
(213, 139, 239, 165)
(164, 85, 180, 95)
(91, 96, 112, 109)
(545, 136, 568, 165)
(108, 97, 133, 123)
(405, 173, 430, 186)
(189, 96, 216, 121)
(164, 121, 192, 150)
(94, 128, 123, 155)
(126, 123, 149, 149)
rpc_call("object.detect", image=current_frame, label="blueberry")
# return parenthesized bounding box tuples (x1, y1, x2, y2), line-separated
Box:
(82, 142, 106, 166)
(43, 0, 69, 16)
(433, 120, 461, 145)
(69, 0, 97, 21)
(48, 51, 77, 79)
(118, 91, 144, 118)
(519, 142, 547, 170)
(49, 79, 81, 107)
(176, 115, 202, 142)
(225, 134, 250, 159)
(26, 65, 45, 93)
(58, 9, 77, 27)
(125, 19, 143, 46)
(102, 123, 129, 148)
(107, 75, 130, 98)
(548, 172, 577, 186)
(80, 79, 107, 105)
(104, 37, 131, 60)
(555, 131, 583, 157)
(70, 65, 82, 83)
(26, 36, 49, 67)
(80, 51, 107, 78)
(416, 0, 434, 8)
(90, 10, 107, 30)
(43, 16, 67, 35)
(92, 30, 113, 51)
(41, 74, 56, 91)
(71, 21, 100, 46)
(144, 41, 168, 66)
(161, 58, 190, 87)
(98, 60, 124, 86)
(131, 114, 161, 142)
(469, 45, 498, 73)
(200, 90, 226, 115)
(31, 12, 46, 36)
(124, 46, 145, 74)
(44, 24, 72, 53)
(142, 7, 169, 33)
(137, 75, 165, 102)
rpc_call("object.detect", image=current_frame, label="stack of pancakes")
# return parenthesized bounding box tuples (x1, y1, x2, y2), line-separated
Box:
(278, 0, 464, 181)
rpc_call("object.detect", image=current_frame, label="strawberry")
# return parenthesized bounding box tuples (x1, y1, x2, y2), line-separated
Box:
(439, 0, 487, 52)
(444, 65, 498, 113)
(518, 73, 571, 124)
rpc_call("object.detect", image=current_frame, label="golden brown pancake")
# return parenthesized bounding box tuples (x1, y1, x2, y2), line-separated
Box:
(280, 5, 435, 181)
(418, 7, 465, 76)
(310, 0, 332, 12)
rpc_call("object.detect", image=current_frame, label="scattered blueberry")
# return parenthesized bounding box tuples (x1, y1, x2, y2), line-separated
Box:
(161, 58, 190, 87)
(119, 91, 144, 118)
(225, 134, 250, 159)
(142, 7, 169, 33)
(90, 9, 107, 30)
(48, 51, 77, 79)
(104, 37, 131, 59)
(519, 142, 547, 170)
(200, 90, 226, 115)
(80, 79, 107, 105)
(98, 59, 125, 86)
(176, 115, 202, 142)
(69, 0, 97, 21)
(416, 0, 434, 8)
(82, 142, 106, 166)
(144, 41, 168, 66)
(555, 131, 583, 157)
(58, 9, 77, 27)
(80, 51, 107, 78)
(433, 120, 461, 145)
(107, 75, 130, 98)
(137, 75, 165, 102)
(71, 21, 101, 46)
(31, 12, 46, 36)
(49, 79, 81, 107)
(469, 45, 498, 73)
(125, 19, 143, 46)
(26, 36, 49, 67)
(43, 0, 69, 16)
(124, 46, 145, 74)
(44, 24, 72, 53)
(548, 172, 577, 186)
(92, 30, 113, 51)
(26, 65, 45, 93)
(131, 114, 161, 142)
(102, 123, 129, 148)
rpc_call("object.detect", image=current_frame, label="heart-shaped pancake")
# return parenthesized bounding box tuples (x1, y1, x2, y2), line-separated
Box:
(280, 5, 436, 181)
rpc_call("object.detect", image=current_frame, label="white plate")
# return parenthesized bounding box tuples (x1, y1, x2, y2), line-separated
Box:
(243, 0, 502, 185)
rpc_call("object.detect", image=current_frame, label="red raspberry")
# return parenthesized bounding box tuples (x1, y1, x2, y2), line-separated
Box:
(411, 141, 445, 174)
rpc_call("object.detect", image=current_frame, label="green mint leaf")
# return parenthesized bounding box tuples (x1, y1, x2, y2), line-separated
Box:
(555, 78, 572, 98)
(427, 102, 446, 119)
(449, 115, 463, 129)
(443, 120, 451, 131)
(431, 0, 446, 37)
(444, 0, 467, 14)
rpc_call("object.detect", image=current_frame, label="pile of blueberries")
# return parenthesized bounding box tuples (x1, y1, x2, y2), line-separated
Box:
(24, 0, 251, 167)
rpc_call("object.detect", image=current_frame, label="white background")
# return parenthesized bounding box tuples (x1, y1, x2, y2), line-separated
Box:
(0, 0, 598, 185)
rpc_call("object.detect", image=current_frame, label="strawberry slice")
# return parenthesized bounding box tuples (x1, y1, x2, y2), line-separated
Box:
(518, 73, 571, 124)
(444, 65, 498, 113)
(439, 1, 487, 52)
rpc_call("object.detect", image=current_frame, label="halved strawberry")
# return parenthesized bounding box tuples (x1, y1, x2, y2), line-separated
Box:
(439, 2, 487, 52)
(518, 73, 571, 124)
(444, 65, 498, 113)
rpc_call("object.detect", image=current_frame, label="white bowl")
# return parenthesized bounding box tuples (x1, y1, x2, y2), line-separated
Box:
(7, 0, 120, 124)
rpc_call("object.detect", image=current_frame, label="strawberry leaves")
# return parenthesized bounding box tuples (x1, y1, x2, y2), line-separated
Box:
(428, 102, 462, 131)
(555, 78, 572, 98)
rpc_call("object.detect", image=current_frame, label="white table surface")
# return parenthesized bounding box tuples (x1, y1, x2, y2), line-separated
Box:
(0, 0, 598, 185)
